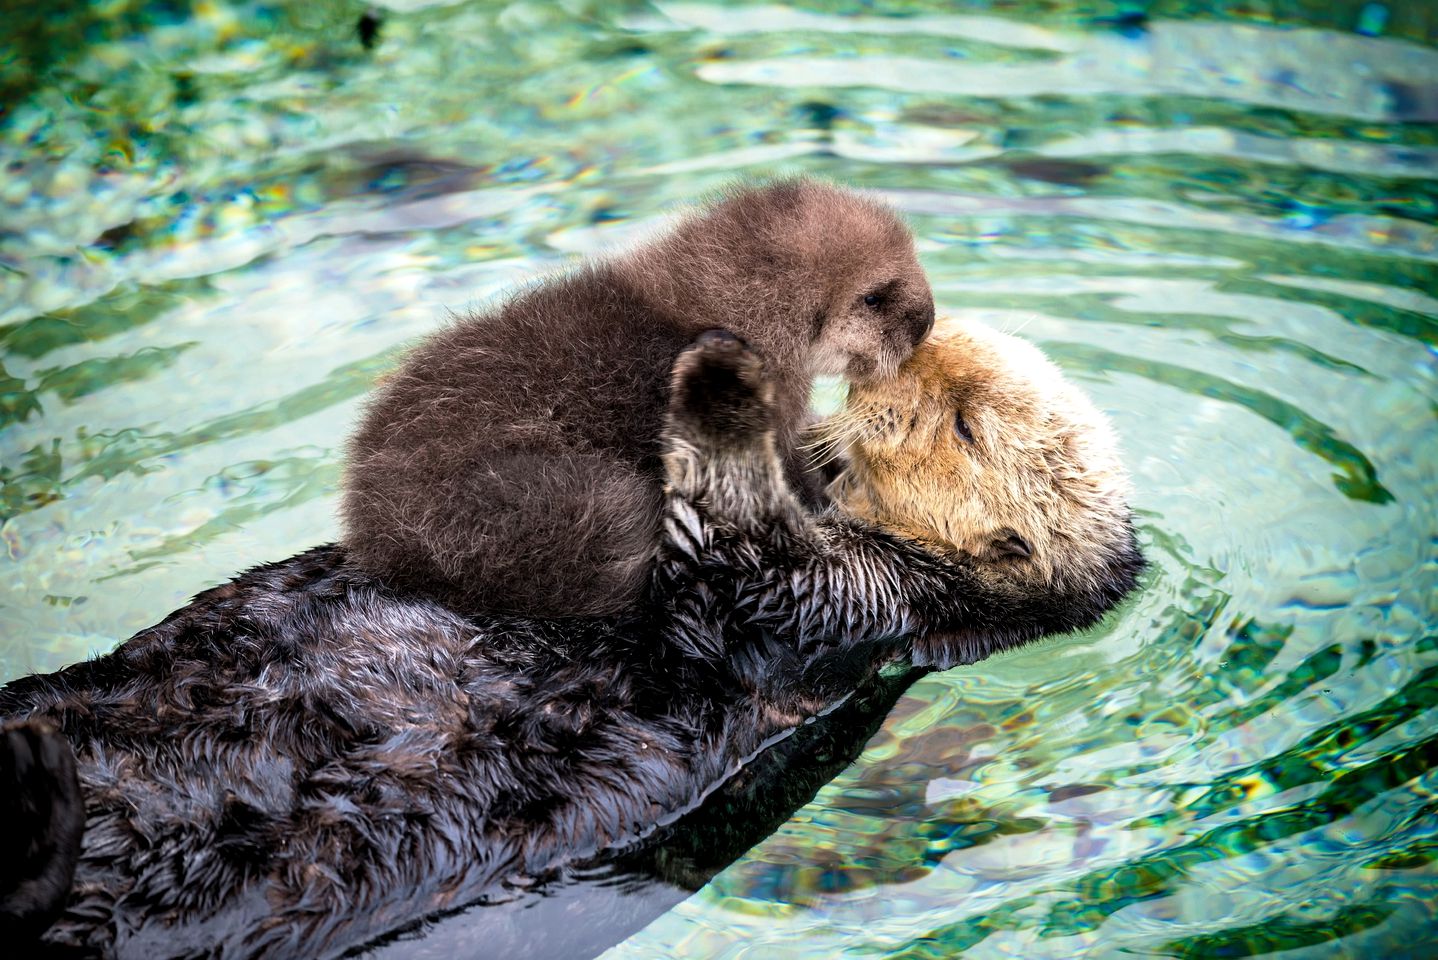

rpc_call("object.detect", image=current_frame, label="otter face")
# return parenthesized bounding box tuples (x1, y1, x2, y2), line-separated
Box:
(811, 258, 935, 385)
(804, 194, 935, 385)
(826, 318, 1140, 598)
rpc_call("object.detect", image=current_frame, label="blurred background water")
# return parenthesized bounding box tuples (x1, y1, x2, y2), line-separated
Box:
(2, 1, 1437, 957)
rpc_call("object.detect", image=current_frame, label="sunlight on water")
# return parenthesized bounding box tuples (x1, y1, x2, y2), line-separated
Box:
(2, 1, 1436, 957)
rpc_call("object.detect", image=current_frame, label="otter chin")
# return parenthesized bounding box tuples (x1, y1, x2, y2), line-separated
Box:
(826, 316, 1144, 630)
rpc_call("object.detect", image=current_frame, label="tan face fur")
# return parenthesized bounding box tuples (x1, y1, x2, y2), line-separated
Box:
(826, 317, 1135, 595)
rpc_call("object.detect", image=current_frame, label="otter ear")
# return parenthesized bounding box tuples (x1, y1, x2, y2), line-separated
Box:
(989, 530, 1032, 560)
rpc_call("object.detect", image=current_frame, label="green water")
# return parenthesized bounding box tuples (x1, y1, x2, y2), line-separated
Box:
(2, 1, 1436, 957)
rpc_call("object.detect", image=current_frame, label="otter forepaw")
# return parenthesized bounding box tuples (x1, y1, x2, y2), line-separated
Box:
(668, 330, 775, 444)
(661, 331, 806, 542)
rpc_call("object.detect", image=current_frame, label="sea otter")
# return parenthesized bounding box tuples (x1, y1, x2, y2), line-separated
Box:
(342, 178, 935, 618)
(0, 325, 1142, 958)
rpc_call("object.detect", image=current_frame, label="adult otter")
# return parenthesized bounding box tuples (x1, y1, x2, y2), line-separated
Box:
(1, 329, 1142, 958)
(342, 178, 935, 618)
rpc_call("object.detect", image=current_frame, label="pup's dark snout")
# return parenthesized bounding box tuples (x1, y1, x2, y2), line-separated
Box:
(907, 298, 936, 346)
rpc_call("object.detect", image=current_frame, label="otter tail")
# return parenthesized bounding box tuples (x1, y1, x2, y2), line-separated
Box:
(0, 719, 83, 940)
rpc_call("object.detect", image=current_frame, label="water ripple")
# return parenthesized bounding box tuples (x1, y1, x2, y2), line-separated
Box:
(3, 2, 1436, 957)
(694, 18, 1438, 122)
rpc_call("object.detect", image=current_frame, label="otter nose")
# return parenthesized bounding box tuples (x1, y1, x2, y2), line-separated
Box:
(907, 300, 935, 346)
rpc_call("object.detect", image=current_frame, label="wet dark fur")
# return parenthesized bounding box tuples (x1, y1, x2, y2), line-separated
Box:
(356, 664, 931, 960)
(342, 179, 935, 618)
(1, 335, 1142, 959)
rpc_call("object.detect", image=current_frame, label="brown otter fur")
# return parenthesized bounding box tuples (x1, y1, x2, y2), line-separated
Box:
(824, 317, 1138, 664)
(341, 179, 935, 618)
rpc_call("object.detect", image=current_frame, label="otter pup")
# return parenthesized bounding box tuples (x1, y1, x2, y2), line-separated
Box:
(342, 178, 935, 618)
(1, 331, 1141, 959)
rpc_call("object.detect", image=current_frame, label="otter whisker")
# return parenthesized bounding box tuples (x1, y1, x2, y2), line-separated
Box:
(799, 418, 862, 471)
(1008, 313, 1038, 337)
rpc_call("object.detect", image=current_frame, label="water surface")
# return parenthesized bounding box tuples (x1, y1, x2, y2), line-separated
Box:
(2, 2, 1436, 957)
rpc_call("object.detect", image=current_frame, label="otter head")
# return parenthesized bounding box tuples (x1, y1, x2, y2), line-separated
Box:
(781, 182, 935, 384)
(827, 317, 1144, 642)
(640, 179, 935, 383)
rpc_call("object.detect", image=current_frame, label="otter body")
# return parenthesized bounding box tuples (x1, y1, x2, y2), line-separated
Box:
(343, 180, 935, 617)
(2, 332, 1142, 958)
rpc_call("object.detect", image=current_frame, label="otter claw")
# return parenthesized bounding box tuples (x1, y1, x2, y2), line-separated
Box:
(694, 328, 747, 350)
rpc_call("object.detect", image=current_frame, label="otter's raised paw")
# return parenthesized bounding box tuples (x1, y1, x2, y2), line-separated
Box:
(668, 330, 775, 444)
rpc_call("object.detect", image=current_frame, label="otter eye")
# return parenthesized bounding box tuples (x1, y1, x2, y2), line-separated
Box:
(863, 292, 881, 307)
(954, 411, 975, 443)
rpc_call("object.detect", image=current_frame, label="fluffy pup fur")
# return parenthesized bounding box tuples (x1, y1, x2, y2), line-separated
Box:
(1, 333, 1141, 959)
(342, 178, 935, 618)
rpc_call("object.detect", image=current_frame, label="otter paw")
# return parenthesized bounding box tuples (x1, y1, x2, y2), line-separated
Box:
(668, 329, 775, 442)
